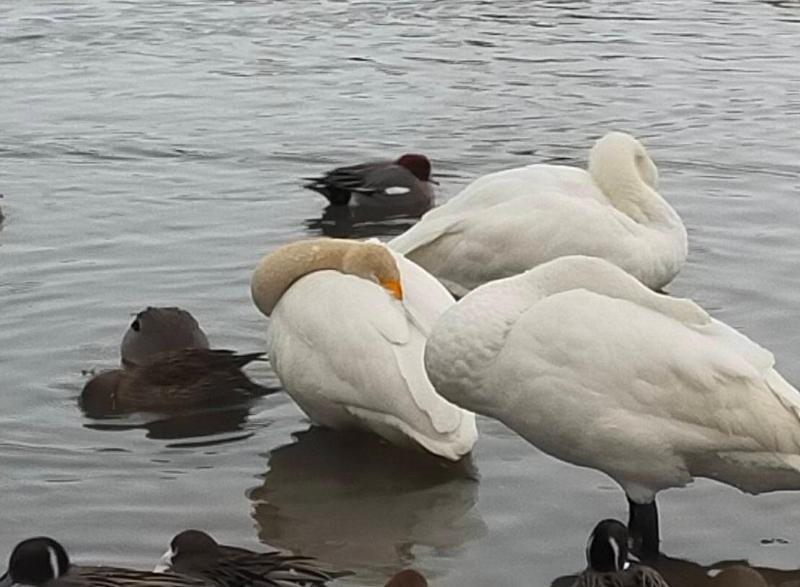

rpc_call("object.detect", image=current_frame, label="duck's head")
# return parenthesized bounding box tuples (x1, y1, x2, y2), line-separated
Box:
(121, 307, 210, 368)
(384, 569, 428, 587)
(396, 154, 435, 184)
(0, 537, 70, 587)
(251, 239, 403, 317)
(585, 519, 629, 573)
(155, 530, 218, 572)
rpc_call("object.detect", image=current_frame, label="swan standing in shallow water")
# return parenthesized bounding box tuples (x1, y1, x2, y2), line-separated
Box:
(390, 132, 687, 296)
(251, 238, 477, 461)
(424, 255, 800, 555)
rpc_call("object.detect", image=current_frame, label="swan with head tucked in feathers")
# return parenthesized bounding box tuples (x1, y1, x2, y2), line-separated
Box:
(251, 238, 477, 461)
(424, 255, 800, 555)
(389, 132, 687, 295)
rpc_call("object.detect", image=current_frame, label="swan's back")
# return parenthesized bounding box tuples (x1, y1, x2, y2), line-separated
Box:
(426, 256, 800, 493)
(267, 248, 476, 460)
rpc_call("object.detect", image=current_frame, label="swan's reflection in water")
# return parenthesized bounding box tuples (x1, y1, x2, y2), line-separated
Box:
(305, 203, 429, 239)
(248, 427, 486, 581)
(551, 553, 800, 586)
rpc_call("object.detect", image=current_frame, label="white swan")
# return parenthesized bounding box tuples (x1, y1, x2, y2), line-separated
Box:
(424, 255, 800, 553)
(389, 132, 687, 295)
(251, 238, 477, 461)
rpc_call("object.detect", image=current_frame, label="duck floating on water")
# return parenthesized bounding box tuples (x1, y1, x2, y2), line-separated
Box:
(0, 537, 210, 587)
(304, 154, 436, 210)
(81, 307, 272, 413)
(154, 530, 348, 587)
(572, 520, 669, 587)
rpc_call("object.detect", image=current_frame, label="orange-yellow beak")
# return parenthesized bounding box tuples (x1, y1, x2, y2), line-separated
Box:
(380, 278, 404, 301)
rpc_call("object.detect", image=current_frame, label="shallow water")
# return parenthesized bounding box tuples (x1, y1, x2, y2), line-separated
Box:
(1, 0, 800, 585)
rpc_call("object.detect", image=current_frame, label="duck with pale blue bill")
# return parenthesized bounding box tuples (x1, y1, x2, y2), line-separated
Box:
(154, 530, 348, 587)
(390, 132, 687, 296)
(572, 520, 669, 587)
(0, 537, 210, 587)
(251, 238, 477, 461)
(304, 153, 436, 210)
(424, 255, 800, 557)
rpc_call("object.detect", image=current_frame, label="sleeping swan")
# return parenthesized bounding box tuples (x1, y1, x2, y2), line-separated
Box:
(390, 132, 687, 295)
(424, 255, 800, 554)
(251, 238, 477, 461)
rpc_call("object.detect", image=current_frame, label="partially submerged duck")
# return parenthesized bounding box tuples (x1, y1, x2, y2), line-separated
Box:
(155, 530, 348, 587)
(384, 570, 428, 587)
(81, 307, 271, 413)
(0, 537, 210, 587)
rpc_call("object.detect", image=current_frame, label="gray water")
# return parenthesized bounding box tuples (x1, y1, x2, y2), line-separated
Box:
(1, 0, 800, 585)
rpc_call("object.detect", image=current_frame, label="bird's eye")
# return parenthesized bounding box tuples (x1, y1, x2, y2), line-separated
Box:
(131, 319, 140, 332)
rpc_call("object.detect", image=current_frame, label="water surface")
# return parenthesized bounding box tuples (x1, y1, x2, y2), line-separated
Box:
(1, 1, 800, 585)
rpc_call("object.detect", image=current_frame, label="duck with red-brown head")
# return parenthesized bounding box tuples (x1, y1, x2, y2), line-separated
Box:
(304, 153, 436, 210)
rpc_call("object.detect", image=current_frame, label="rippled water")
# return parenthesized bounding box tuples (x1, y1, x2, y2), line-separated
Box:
(1, 0, 800, 585)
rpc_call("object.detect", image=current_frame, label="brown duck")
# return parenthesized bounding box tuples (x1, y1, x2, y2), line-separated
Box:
(0, 537, 211, 587)
(155, 530, 350, 587)
(81, 307, 272, 413)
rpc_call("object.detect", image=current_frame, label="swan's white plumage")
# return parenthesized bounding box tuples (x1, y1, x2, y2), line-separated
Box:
(265, 247, 477, 460)
(424, 255, 800, 499)
(389, 133, 687, 295)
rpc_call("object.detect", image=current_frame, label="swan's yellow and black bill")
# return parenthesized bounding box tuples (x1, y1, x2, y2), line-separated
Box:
(380, 278, 404, 300)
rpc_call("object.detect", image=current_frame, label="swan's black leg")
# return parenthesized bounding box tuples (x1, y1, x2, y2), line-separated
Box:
(627, 496, 660, 560)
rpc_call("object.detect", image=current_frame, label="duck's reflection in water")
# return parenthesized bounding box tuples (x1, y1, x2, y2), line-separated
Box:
(305, 203, 429, 239)
(81, 403, 255, 445)
(552, 553, 800, 587)
(248, 427, 486, 581)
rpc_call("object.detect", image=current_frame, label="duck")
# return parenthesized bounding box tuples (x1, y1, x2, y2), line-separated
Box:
(384, 570, 428, 587)
(251, 238, 477, 461)
(389, 132, 687, 296)
(708, 566, 768, 587)
(304, 154, 436, 210)
(81, 307, 272, 413)
(572, 519, 669, 586)
(0, 537, 210, 587)
(424, 254, 800, 557)
(154, 530, 348, 587)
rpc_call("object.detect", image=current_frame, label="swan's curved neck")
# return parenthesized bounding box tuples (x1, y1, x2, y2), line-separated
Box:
(589, 145, 680, 229)
(252, 240, 352, 316)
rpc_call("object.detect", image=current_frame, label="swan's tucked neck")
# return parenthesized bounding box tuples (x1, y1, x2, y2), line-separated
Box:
(588, 133, 680, 229)
(251, 239, 355, 316)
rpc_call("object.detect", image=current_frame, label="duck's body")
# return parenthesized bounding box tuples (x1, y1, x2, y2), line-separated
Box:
(0, 537, 210, 587)
(251, 239, 477, 461)
(81, 349, 269, 412)
(390, 132, 686, 295)
(155, 530, 347, 587)
(572, 520, 670, 587)
(424, 255, 800, 552)
(384, 570, 428, 587)
(81, 307, 271, 414)
(304, 154, 435, 209)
